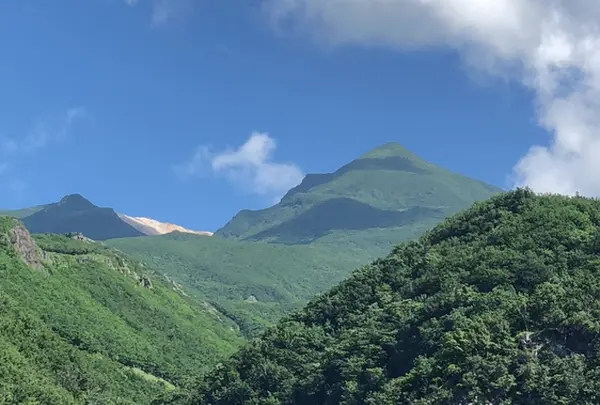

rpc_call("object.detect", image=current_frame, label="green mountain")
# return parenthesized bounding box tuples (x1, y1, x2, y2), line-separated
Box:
(0, 216, 243, 404)
(20, 194, 144, 241)
(110, 144, 501, 336)
(183, 189, 600, 405)
(107, 232, 369, 337)
(216, 142, 501, 255)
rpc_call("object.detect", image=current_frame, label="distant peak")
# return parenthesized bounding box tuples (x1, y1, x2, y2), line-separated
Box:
(359, 142, 421, 160)
(57, 194, 96, 210)
(59, 193, 87, 201)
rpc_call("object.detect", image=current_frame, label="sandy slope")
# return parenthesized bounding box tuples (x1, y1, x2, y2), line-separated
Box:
(118, 214, 213, 237)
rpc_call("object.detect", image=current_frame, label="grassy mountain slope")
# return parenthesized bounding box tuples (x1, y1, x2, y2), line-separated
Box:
(0, 217, 243, 404)
(216, 142, 501, 253)
(183, 189, 600, 405)
(21, 194, 144, 241)
(112, 144, 501, 335)
(0, 205, 47, 218)
(107, 232, 368, 337)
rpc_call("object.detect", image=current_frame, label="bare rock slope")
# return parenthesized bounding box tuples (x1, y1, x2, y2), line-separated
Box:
(118, 214, 213, 237)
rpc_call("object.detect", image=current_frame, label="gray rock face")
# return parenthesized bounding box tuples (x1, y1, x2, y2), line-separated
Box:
(9, 224, 42, 271)
(139, 275, 152, 289)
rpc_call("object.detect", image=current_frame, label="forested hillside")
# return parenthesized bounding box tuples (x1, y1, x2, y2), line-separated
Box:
(181, 189, 600, 404)
(0, 217, 243, 404)
(107, 232, 369, 337)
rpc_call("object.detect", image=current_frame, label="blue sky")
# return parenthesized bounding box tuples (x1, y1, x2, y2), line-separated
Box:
(1, 0, 594, 231)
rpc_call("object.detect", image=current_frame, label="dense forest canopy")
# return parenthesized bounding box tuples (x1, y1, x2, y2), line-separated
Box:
(178, 189, 600, 405)
(0, 218, 242, 404)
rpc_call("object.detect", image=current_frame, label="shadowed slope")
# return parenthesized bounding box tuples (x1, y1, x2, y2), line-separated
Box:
(22, 194, 144, 241)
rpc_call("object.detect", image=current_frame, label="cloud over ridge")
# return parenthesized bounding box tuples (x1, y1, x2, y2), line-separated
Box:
(264, 0, 600, 196)
(178, 132, 304, 200)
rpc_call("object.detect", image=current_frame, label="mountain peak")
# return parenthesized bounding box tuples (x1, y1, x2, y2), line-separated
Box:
(57, 194, 96, 210)
(23, 194, 144, 241)
(358, 142, 421, 160)
(216, 142, 501, 244)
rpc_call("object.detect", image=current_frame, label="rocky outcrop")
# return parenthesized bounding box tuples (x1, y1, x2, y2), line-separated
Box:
(8, 224, 42, 270)
(66, 232, 95, 243)
(138, 275, 152, 289)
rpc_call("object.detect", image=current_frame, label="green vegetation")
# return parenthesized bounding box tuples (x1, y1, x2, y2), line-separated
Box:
(107, 232, 369, 337)
(0, 143, 508, 402)
(183, 189, 600, 404)
(22, 194, 144, 241)
(111, 144, 501, 336)
(216, 142, 501, 251)
(0, 217, 243, 404)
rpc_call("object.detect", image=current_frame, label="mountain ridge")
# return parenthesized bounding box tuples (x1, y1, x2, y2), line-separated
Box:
(21, 194, 144, 241)
(2, 194, 212, 240)
(112, 142, 503, 337)
(215, 142, 502, 251)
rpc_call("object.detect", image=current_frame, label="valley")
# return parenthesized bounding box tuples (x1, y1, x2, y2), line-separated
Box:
(0, 143, 503, 402)
(6, 143, 594, 404)
(6, 1, 600, 402)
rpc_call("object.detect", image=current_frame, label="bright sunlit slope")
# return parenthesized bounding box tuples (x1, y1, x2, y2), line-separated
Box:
(0, 217, 243, 405)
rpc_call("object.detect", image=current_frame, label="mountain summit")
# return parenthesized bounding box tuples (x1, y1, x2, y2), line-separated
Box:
(21, 194, 144, 241)
(215, 142, 501, 254)
(56, 194, 97, 210)
(357, 141, 425, 160)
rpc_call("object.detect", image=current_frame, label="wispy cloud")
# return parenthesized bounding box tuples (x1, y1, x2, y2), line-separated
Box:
(176, 132, 305, 199)
(264, 0, 600, 196)
(123, 0, 195, 26)
(0, 107, 87, 193)
(21, 107, 87, 152)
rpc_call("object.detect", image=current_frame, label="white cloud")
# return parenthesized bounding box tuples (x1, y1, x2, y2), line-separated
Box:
(175, 145, 211, 178)
(178, 132, 305, 198)
(264, 0, 600, 196)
